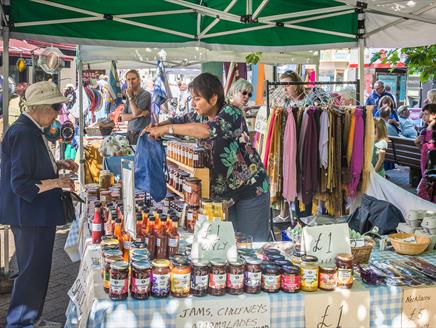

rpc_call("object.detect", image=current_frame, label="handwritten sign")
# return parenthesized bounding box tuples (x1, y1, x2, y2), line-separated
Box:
(176, 293, 270, 328)
(304, 288, 370, 328)
(401, 287, 436, 328)
(301, 223, 351, 263)
(191, 220, 237, 262)
(122, 159, 136, 239)
(254, 106, 268, 134)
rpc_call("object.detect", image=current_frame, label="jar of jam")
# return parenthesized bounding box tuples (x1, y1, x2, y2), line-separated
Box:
(319, 264, 337, 291)
(109, 261, 129, 300)
(170, 260, 191, 298)
(131, 260, 151, 299)
(184, 178, 202, 207)
(191, 261, 209, 297)
(281, 265, 300, 293)
(208, 260, 227, 296)
(227, 259, 245, 295)
(336, 253, 353, 289)
(244, 258, 262, 294)
(300, 255, 319, 292)
(291, 248, 305, 267)
(262, 264, 281, 293)
(151, 259, 171, 297)
(103, 253, 123, 293)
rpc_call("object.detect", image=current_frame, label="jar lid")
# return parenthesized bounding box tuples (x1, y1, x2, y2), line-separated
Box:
(282, 265, 300, 274)
(336, 253, 353, 262)
(192, 260, 209, 267)
(301, 255, 318, 263)
(101, 237, 119, 246)
(172, 259, 190, 267)
(131, 255, 148, 262)
(264, 249, 281, 256)
(293, 249, 305, 257)
(111, 260, 129, 270)
(131, 242, 146, 249)
(131, 248, 150, 257)
(245, 257, 263, 265)
(209, 259, 227, 266)
(274, 260, 292, 267)
(229, 258, 246, 266)
(104, 249, 123, 257)
(320, 264, 337, 272)
(268, 254, 285, 261)
(262, 264, 280, 273)
(152, 259, 171, 268)
(132, 260, 151, 270)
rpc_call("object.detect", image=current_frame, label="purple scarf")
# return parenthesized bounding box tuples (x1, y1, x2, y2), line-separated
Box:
(348, 109, 364, 197)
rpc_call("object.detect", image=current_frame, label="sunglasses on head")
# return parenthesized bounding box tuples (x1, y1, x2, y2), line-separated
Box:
(242, 90, 253, 97)
(51, 103, 63, 112)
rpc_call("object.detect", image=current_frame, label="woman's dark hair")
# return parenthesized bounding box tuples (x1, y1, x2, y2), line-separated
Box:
(188, 73, 225, 109)
(422, 103, 436, 114)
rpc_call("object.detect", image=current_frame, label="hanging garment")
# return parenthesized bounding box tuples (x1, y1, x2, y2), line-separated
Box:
(261, 109, 277, 169)
(134, 134, 167, 202)
(319, 110, 329, 169)
(347, 109, 364, 197)
(346, 108, 356, 166)
(283, 108, 297, 202)
(301, 108, 319, 205)
(268, 109, 283, 202)
(361, 106, 375, 193)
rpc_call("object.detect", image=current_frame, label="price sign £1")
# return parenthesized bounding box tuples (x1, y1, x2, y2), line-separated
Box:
(301, 223, 351, 263)
(402, 287, 436, 328)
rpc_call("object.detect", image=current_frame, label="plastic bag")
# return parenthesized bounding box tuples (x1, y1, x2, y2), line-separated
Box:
(134, 134, 167, 202)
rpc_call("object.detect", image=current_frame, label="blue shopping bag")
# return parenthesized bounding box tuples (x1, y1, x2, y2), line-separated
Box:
(134, 134, 167, 202)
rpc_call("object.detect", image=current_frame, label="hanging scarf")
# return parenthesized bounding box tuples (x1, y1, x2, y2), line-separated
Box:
(346, 108, 356, 167)
(268, 109, 283, 202)
(301, 108, 319, 204)
(283, 108, 297, 202)
(347, 109, 364, 197)
(261, 109, 277, 169)
(361, 106, 375, 193)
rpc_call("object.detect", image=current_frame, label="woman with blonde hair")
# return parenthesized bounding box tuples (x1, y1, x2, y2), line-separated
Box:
(280, 70, 305, 106)
(372, 118, 389, 177)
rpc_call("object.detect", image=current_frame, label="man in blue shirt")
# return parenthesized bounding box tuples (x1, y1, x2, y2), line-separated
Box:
(366, 80, 398, 120)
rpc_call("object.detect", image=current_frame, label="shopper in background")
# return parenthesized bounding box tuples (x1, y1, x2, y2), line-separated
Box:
(121, 69, 152, 145)
(379, 106, 400, 137)
(228, 79, 253, 113)
(372, 118, 389, 177)
(366, 80, 398, 116)
(425, 89, 436, 105)
(280, 70, 306, 107)
(384, 85, 397, 105)
(142, 73, 270, 241)
(416, 104, 436, 176)
(398, 105, 417, 138)
(0, 81, 77, 328)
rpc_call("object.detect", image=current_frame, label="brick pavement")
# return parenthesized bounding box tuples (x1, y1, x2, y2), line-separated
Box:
(0, 225, 80, 326)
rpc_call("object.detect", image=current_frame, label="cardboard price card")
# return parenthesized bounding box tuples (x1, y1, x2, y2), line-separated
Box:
(401, 287, 436, 328)
(304, 289, 370, 328)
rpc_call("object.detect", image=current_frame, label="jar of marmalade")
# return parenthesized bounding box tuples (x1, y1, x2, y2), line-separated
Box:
(208, 260, 227, 296)
(170, 260, 191, 298)
(103, 252, 123, 293)
(300, 255, 319, 292)
(151, 259, 171, 297)
(244, 258, 262, 294)
(109, 261, 129, 300)
(281, 265, 300, 293)
(319, 264, 337, 291)
(227, 259, 245, 295)
(131, 261, 151, 299)
(262, 264, 281, 293)
(336, 253, 353, 289)
(191, 261, 209, 297)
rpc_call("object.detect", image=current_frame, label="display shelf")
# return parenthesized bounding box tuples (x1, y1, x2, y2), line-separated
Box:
(166, 183, 184, 198)
(166, 156, 210, 198)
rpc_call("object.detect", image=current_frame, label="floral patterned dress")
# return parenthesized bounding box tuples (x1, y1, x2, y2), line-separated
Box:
(170, 105, 269, 201)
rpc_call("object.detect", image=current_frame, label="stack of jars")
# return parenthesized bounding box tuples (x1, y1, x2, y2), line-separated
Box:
(167, 140, 206, 168)
(167, 165, 191, 193)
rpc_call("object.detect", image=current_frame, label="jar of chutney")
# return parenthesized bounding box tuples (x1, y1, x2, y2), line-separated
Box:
(109, 261, 129, 301)
(319, 264, 337, 291)
(300, 255, 319, 292)
(244, 258, 262, 294)
(227, 259, 245, 295)
(262, 264, 281, 293)
(281, 265, 300, 293)
(208, 260, 227, 296)
(170, 260, 191, 298)
(131, 261, 151, 299)
(336, 253, 353, 289)
(151, 259, 171, 297)
(191, 261, 209, 297)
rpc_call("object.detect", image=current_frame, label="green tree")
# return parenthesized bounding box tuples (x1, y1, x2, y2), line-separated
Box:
(370, 45, 436, 83)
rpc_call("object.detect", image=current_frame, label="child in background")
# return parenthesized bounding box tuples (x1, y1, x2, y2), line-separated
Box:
(398, 105, 417, 138)
(372, 118, 389, 177)
(379, 106, 400, 136)
(416, 104, 436, 176)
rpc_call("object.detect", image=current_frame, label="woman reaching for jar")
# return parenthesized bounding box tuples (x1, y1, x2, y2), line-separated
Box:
(142, 73, 270, 241)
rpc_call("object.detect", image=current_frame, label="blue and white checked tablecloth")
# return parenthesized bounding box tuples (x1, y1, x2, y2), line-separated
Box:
(65, 246, 436, 328)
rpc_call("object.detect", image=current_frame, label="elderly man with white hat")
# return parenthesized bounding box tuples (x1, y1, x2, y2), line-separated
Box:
(0, 81, 77, 327)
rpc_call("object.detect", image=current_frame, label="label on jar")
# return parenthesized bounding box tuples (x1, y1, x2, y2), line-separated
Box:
(168, 238, 178, 248)
(131, 277, 150, 294)
(144, 236, 149, 246)
(227, 273, 244, 289)
(91, 223, 102, 232)
(172, 273, 191, 291)
(123, 241, 132, 250)
(209, 273, 226, 289)
(301, 268, 319, 289)
(110, 278, 128, 295)
(187, 212, 194, 222)
(151, 273, 170, 294)
(156, 238, 161, 247)
(244, 271, 261, 287)
(262, 274, 280, 290)
(281, 274, 300, 292)
(192, 274, 208, 289)
(337, 268, 353, 285)
(193, 154, 199, 161)
(183, 184, 192, 193)
(319, 272, 336, 290)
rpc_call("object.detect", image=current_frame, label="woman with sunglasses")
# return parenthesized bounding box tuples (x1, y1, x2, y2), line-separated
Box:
(228, 79, 253, 113)
(142, 73, 270, 241)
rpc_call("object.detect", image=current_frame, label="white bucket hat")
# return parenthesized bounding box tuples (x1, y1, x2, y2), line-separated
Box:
(24, 81, 68, 106)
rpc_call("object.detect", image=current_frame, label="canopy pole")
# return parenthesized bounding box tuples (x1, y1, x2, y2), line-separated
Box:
(358, 38, 364, 105)
(1, 24, 10, 276)
(78, 55, 85, 192)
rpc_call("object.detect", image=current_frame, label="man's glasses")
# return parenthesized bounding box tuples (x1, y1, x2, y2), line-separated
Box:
(51, 103, 63, 112)
(242, 90, 253, 97)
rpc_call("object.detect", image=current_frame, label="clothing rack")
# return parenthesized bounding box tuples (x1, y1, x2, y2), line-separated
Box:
(266, 80, 360, 116)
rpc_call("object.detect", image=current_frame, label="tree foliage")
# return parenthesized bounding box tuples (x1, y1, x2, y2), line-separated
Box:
(370, 45, 436, 82)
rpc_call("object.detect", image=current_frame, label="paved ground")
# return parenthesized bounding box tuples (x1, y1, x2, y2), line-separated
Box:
(0, 165, 417, 326)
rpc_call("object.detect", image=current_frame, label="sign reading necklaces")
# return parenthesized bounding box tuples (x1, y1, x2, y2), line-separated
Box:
(401, 287, 436, 328)
(176, 293, 270, 328)
(191, 220, 237, 262)
(301, 223, 351, 263)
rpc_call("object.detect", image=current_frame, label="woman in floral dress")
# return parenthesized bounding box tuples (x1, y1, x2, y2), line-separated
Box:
(143, 73, 270, 241)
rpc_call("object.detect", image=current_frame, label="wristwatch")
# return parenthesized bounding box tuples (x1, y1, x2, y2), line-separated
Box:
(168, 124, 174, 134)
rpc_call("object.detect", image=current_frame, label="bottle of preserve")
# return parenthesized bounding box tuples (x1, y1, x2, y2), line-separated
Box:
(92, 202, 103, 244)
(145, 215, 157, 259)
(167, 215, 180, 256)
(155, 215, 168, 259)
